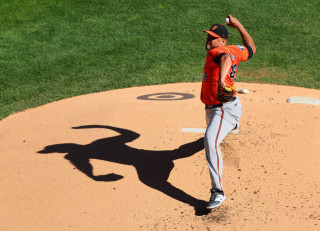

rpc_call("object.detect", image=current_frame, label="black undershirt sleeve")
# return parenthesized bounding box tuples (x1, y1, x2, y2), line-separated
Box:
(245, 45, 253, 59)
(214, 53, 226, 64)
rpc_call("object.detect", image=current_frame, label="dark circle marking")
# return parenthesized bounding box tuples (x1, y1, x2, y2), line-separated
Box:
(137, 92, 195, 101)
(156, 95, 175, 99)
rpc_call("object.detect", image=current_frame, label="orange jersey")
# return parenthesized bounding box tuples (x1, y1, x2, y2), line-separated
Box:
(201, 45, 252, 105)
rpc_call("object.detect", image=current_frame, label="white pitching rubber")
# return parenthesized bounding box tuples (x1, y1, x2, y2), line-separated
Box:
(181, 128, 206, 133)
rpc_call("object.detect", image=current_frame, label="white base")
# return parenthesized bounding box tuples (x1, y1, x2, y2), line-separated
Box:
(286, 97, 319, 105)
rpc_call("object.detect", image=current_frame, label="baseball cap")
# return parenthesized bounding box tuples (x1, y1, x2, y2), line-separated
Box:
(204, 24, 228, 39)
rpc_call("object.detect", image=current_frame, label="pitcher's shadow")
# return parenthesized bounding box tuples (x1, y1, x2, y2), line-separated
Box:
(38, 125, 209, 216)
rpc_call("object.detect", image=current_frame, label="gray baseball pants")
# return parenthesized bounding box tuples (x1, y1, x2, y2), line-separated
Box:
(204, 96, 242, 191)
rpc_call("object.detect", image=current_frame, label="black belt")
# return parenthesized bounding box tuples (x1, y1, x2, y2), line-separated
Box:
(205, 104, 222, 109)
(205, 97, 236, 109)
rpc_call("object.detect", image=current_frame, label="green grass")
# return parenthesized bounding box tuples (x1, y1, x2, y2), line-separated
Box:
(1, 0, 319, 120)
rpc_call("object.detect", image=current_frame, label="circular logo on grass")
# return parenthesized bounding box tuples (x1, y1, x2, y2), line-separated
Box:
(137, 92, 195, 101)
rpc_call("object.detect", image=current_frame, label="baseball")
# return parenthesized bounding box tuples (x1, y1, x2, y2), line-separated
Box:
(237, 89, 250, 94)
(225, 17, 230, 24)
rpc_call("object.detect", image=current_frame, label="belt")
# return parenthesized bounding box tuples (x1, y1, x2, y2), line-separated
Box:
(205, 97, 236, 109)
(205, 104, 222, 109)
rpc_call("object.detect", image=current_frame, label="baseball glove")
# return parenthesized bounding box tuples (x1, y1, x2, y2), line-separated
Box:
(217, 86, 237, 103)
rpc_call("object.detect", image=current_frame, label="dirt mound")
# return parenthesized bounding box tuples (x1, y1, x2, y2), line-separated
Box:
(1, 82, 319, 230)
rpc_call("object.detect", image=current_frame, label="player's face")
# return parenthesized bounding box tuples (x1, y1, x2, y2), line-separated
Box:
(206, 35, 226, 51)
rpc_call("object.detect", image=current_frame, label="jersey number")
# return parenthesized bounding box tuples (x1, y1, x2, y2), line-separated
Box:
(230, 64, 237, 82)
(203, 72, 208, 82)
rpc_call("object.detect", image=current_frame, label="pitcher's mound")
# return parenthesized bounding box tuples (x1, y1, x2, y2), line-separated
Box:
(0, 82, 319, 230)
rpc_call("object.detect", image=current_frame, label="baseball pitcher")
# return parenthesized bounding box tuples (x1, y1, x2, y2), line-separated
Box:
(201, 15, 256, 209)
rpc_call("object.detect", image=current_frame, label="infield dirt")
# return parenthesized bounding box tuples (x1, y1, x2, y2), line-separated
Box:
(1, 82, 319, 230)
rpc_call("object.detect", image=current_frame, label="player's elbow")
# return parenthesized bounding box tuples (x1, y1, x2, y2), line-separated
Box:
(246, 43, 256, 59)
